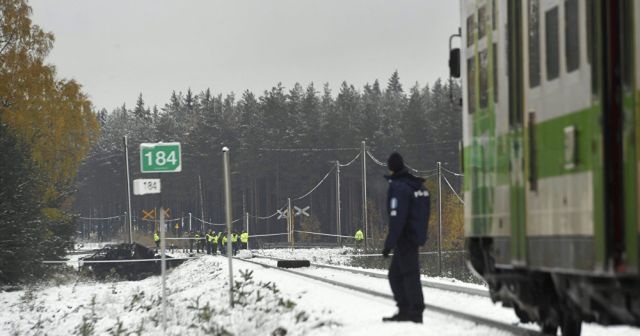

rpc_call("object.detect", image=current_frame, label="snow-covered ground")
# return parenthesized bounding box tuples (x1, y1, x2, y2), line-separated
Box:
(1, 248, 639, 335)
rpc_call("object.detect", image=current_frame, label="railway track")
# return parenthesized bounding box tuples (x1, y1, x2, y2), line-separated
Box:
(252, 253, 489, 297)
(236, 256, 542, 336)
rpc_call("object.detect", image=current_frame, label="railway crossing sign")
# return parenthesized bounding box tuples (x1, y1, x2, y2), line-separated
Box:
(294, 206, 310, 217)
(140, 142, 181, 173)
(278, 206, 310, 219)
(142, 209, 156, 220)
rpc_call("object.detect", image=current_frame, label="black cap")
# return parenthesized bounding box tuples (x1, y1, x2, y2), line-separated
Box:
(387, 152, 405, 173)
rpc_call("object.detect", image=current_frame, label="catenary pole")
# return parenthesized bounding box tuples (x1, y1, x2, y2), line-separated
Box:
(124, 135, 133, 244)
(438, 161, 443, 276)
(189, 212, 192, 232)
(222, 146, 234, 308)
(361, 140, 368, 251)
(246, 212, 250, 250)
(160, 206, 167, 332)
(336, 160, 341, 245)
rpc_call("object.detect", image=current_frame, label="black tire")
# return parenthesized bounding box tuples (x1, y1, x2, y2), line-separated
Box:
(277, 260, 310, 268)
(560, 315, 581, 336)
(541, 323, 558, 335)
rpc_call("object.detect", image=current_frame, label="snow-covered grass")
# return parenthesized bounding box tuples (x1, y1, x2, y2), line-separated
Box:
(0, 256, 338, 336)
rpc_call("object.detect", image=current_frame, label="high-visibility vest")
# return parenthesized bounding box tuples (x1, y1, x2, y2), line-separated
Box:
(205, 233, 211, 242)
(212, 234, 219, 244)
(154, 233, 160, 242)
(231, 233, 238, 243)
(240, 232, 248, 243)
(222, 235, 227, 244)
(355, 230, 364, 241)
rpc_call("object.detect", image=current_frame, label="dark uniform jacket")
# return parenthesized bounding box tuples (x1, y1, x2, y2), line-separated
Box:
(384, 169, 431, 252)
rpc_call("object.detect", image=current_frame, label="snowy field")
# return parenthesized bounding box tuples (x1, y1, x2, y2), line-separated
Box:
(1, 248, 639, 335)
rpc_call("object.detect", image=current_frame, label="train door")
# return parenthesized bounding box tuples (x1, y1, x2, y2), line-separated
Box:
(599, 0, 637, 273)
(507, 0, 527, 265)
(636, 0, 640, 273)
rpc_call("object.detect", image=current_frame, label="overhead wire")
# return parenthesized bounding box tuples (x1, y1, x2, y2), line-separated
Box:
(442, 174, 465, 204)
(293, 165, 336, 201)
(338, 151, 361, 167)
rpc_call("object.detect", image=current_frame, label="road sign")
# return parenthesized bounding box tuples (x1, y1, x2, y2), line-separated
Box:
(294, 206, 310, 217)
(133, 179, 161, 195)
(140, 142, 181, 173)
(142, 209, 156, 220)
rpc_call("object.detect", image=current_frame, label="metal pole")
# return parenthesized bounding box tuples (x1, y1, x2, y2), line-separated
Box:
(288, 198, 293, 249)
(124, 135, 134, 244)
(336, 160, 341, 245)
(189, 212, 192, 232)
(287, 198, 292, 245)
(160, 206, 167, 332)
(361, 140, 368, 251)
(438, 161, 443, 275)
(222, 147, 234, 308)
(198, 175, 205, 233)
(246, 212, 250, 250)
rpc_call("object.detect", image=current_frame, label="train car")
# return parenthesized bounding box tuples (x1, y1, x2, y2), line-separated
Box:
(453, 1, 640, 335)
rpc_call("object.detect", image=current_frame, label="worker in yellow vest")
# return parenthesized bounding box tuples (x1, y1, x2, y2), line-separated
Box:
(211, 231, 219, 255)
(240, 230, 249, 250)
(355, 228, 364, 250)
(231, 231, 239, 255)
(153, 231, 160, 252)
(221, 232, 228, 256)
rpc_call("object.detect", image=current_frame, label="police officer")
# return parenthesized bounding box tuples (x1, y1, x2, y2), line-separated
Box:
(240, 230, 249, 250)
(153, 230, 160, 252)
(231, 231, 239, 255)
(205, 230, 212, 255)
(381, 152, 430, 324)
(195, 231, 202, 253)
(354, 228, 364, 249)
(221, 232, 227, 256)
(211, 231, 219, 255)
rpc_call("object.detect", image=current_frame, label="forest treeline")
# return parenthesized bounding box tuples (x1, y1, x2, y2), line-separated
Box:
(1, 0, 463, 285)
(77, 72, 463, 252)
(0, 0, 99, 284)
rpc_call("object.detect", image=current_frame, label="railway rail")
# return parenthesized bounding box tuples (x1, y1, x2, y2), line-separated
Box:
(252, 253, 489, 297)
(236, 256, 541, 336)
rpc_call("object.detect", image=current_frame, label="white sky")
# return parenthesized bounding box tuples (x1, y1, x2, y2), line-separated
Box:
(30, 0, 460, 111)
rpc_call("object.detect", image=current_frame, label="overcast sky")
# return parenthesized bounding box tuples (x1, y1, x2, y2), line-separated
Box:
(30, 0, 460, 111)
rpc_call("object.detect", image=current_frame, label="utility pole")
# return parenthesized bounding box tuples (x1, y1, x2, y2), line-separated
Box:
(124, 135, 133, 244)
(288, 197, 293, 249)
(361, 140, 368, 251)
(160, 206, 167, 331)
(189, 212, 192, 232)
(246, 212, 250, 250)
(198, 175, 205, 233)
(336, 160, 341, 245)
(438, 161, 443, 276)
(222, 147, 234, 308)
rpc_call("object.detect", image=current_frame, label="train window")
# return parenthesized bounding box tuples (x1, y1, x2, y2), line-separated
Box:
(468, 57, 476, 113)
(478, 6, 486, 40)
(492, 0, 497, 31)
(545, 7, 560, 80)
(480, 49, 489, 108)
(528, 0, 541, 88)
(467, 14, 475, 47)
(622, 1, 633, 88)
(493, 43, 498, 103)
(586, 0, 597, 94)
(565, 0, 580, 72)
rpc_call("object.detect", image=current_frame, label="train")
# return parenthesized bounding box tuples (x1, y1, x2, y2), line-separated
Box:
(451, 1, 640, 335)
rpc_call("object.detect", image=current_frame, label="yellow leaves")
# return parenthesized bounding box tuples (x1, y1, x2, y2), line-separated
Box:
(0, 0, 99, 206)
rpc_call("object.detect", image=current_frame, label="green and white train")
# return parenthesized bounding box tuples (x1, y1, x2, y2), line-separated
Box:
(454, 0, 640, 335)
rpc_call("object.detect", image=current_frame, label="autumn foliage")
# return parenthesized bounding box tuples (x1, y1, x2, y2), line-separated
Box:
(0, 0, 99, 283)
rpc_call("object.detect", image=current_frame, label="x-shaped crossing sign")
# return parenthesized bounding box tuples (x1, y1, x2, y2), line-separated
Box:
(294, 206, 310, 217)
(277, 209, 288, 219)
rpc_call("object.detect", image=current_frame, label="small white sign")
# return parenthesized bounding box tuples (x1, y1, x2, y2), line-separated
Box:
(294, 206, 310, 217)
(133, 179, 161, 195)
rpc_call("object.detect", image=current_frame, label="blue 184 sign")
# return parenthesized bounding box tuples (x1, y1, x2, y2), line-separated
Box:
(140, 142, 181, 173)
